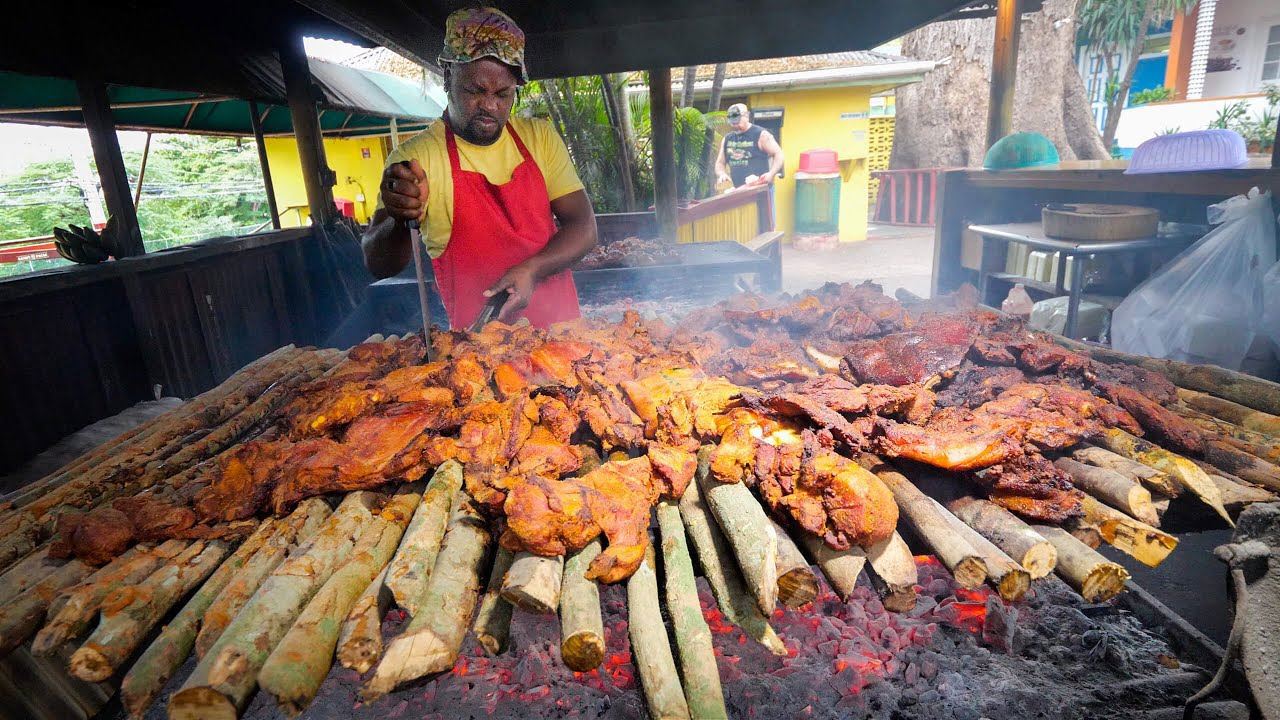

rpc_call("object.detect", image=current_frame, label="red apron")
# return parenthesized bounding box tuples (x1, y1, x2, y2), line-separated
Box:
(431, 122, 581, 329)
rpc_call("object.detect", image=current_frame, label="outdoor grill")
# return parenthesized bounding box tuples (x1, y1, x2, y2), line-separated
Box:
(0, 278, 1273, 720)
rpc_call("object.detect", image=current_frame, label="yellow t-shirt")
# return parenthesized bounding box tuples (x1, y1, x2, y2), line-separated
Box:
(377, 116, 584, 258)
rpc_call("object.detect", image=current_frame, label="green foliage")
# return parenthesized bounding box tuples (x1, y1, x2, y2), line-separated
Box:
(1208, 101, 1250, 130)
(1130, 86, 1174, 105)
(1157, 126, 1182, 135)
(519, 74, 713, 212)
(1203, 94, 1277, 151)
(0, 134, 270, 277)
(1079, 0, 1192, 53)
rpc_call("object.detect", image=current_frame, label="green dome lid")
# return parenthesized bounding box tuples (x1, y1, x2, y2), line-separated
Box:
(983, 132, 1061, 170)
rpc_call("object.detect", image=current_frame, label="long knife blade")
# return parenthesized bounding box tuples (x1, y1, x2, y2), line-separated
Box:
(400, 160, 433, 361)
(407, 219, 434, 362)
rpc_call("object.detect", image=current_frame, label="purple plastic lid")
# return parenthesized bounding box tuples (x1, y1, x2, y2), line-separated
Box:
(1124, 129, 1249, 175)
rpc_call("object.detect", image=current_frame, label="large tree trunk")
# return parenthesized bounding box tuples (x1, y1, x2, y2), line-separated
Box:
(600, 74, 638, 211)
(891, 0, 1108, 169)
(1102, 0, 1157, 148)
(682, 66, 698, 108)
(701, 63, 728, 197)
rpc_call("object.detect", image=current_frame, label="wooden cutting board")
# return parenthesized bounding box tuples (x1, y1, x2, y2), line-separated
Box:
(1041, 204, 1158, 242)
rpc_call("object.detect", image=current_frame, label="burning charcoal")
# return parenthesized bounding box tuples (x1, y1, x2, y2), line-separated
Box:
(981, 595, 1018, 654)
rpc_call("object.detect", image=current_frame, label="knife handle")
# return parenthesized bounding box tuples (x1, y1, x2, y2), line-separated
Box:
(397, 160, 423, 231)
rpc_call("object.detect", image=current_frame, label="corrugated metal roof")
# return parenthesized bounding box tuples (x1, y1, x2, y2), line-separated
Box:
(0, 55, 444, 138)
(694, 51, 924, 81)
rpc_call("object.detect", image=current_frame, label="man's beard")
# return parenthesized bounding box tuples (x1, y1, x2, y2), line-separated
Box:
(459, 113, 503, 145)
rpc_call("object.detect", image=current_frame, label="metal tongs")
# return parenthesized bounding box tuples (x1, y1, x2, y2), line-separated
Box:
(469, 291, 507, 333)
(399, 160, 433, 361)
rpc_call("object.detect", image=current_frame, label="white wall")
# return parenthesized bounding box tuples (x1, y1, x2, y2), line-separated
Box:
(1113, 95, 1270, 147)
(1203, 0, 1280, 97)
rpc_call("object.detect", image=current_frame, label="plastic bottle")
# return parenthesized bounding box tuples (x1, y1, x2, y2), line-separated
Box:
(1001, 283, 1034, 319)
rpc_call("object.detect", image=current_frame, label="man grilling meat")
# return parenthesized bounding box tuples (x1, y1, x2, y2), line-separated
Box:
(362, 7, 597, 329)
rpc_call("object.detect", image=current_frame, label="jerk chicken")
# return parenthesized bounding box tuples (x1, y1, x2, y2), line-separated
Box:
(48, 281, 1221, 582)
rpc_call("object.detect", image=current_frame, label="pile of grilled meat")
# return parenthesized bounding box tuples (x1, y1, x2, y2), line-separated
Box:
(49, 282, 1199, 582)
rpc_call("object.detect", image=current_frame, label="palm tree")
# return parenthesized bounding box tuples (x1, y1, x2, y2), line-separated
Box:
(1079, 0, 1195, 148)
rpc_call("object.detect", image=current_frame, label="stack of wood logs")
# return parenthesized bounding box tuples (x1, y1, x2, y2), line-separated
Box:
(1, 330, 1279, 720)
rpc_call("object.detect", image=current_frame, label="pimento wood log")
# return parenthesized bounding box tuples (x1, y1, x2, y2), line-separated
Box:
(363, 491, 490, 700)
(1178, 387, 1280, 438)
(768, 518, 819, 607)
(1074, 496, 1177, 568)
(500, 552, 564, 614)
(796, 530, 867, 601)
(70, 540, 229, 682)
(0, 558, 90, 656)
(336, 567, 391, 674)
(929, 497, 1029, 602)
(1177, 406, 1280, 464)
(679, 452, 785, 655)
(860, 455, 986, 589)
(1071, 445, 1180, 498)
(33, 540, 188, 656)
(944, 496, 1057, 579)
(169, 491, 377, 719)
(1032, 525, 1129, 602)
(474, 547, 517, 656)
(384, 460, 462, 616)
(1053, 334, 1280, 416)
(0, 547, 58, 605)
(558, 540, 605, 671)
(1054, 457, 1160, 526)
(627, 539, 691, 720)
(258, 485, 420, 714)
(864, 531, 919, 612)
(118, 504, 323, 719)
(1099, 429, 1231, 525)
(194, 498, 333, 659)
(695, 450, 778, 615)
(658, 503, 728, 720)
(1200, 441, 1280, 492)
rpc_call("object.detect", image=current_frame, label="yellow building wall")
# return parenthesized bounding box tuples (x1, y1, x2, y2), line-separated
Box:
(264, 137, 390, 226)
(748, 85, 872, 242)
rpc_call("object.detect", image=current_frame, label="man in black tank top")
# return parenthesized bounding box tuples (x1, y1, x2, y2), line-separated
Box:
(715, 103, 785, 188)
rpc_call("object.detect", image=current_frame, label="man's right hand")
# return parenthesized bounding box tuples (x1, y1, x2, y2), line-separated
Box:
(716, 171, 732, 186)
(380, 159, 428, 223)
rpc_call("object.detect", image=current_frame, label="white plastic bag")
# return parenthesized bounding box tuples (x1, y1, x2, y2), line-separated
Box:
(1112, 188, 1276, 370)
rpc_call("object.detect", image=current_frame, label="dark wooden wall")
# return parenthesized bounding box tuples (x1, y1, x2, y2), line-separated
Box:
(0, 228, 342, 473)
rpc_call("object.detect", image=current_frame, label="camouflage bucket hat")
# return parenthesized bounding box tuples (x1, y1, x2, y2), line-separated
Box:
(438, 7, 528, 84)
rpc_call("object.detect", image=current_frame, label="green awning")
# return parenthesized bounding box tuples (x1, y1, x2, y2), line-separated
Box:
(0, 55, 444, 138)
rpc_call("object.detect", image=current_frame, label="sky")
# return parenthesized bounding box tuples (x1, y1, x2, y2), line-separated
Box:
(0, 37, 371, 179)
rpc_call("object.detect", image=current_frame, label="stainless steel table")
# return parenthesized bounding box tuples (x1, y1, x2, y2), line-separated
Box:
(966, 222, 1192, 339)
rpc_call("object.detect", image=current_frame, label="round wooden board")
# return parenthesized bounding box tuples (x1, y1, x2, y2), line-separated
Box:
(1041, 204, 1159, 242)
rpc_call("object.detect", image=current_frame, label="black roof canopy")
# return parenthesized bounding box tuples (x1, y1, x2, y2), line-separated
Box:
(299, 0, 981, 78)
(5, 1, 981, 89)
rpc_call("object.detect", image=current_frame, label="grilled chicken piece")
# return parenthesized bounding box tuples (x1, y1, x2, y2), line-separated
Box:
(501, 456, 659, 584)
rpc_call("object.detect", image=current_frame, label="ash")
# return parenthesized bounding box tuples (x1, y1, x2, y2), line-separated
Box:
(227, 557, 1187, 720)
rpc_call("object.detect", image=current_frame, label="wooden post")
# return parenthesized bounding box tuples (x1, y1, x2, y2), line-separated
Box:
(279, 35, 336, 225)
(132, 133, 151, 208)
(75, 79, 144, 256)
(985, 0, 1021, 150)
(649, 68, 678, 242)
(249, 101, 282, 230)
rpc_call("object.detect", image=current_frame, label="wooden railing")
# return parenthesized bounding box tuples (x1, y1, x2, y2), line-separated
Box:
(0, 235, 59, 263)
(871, 168, 954, 226)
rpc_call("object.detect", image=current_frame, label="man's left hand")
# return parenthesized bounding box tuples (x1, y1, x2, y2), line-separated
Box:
(485, 263, 537, 322)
